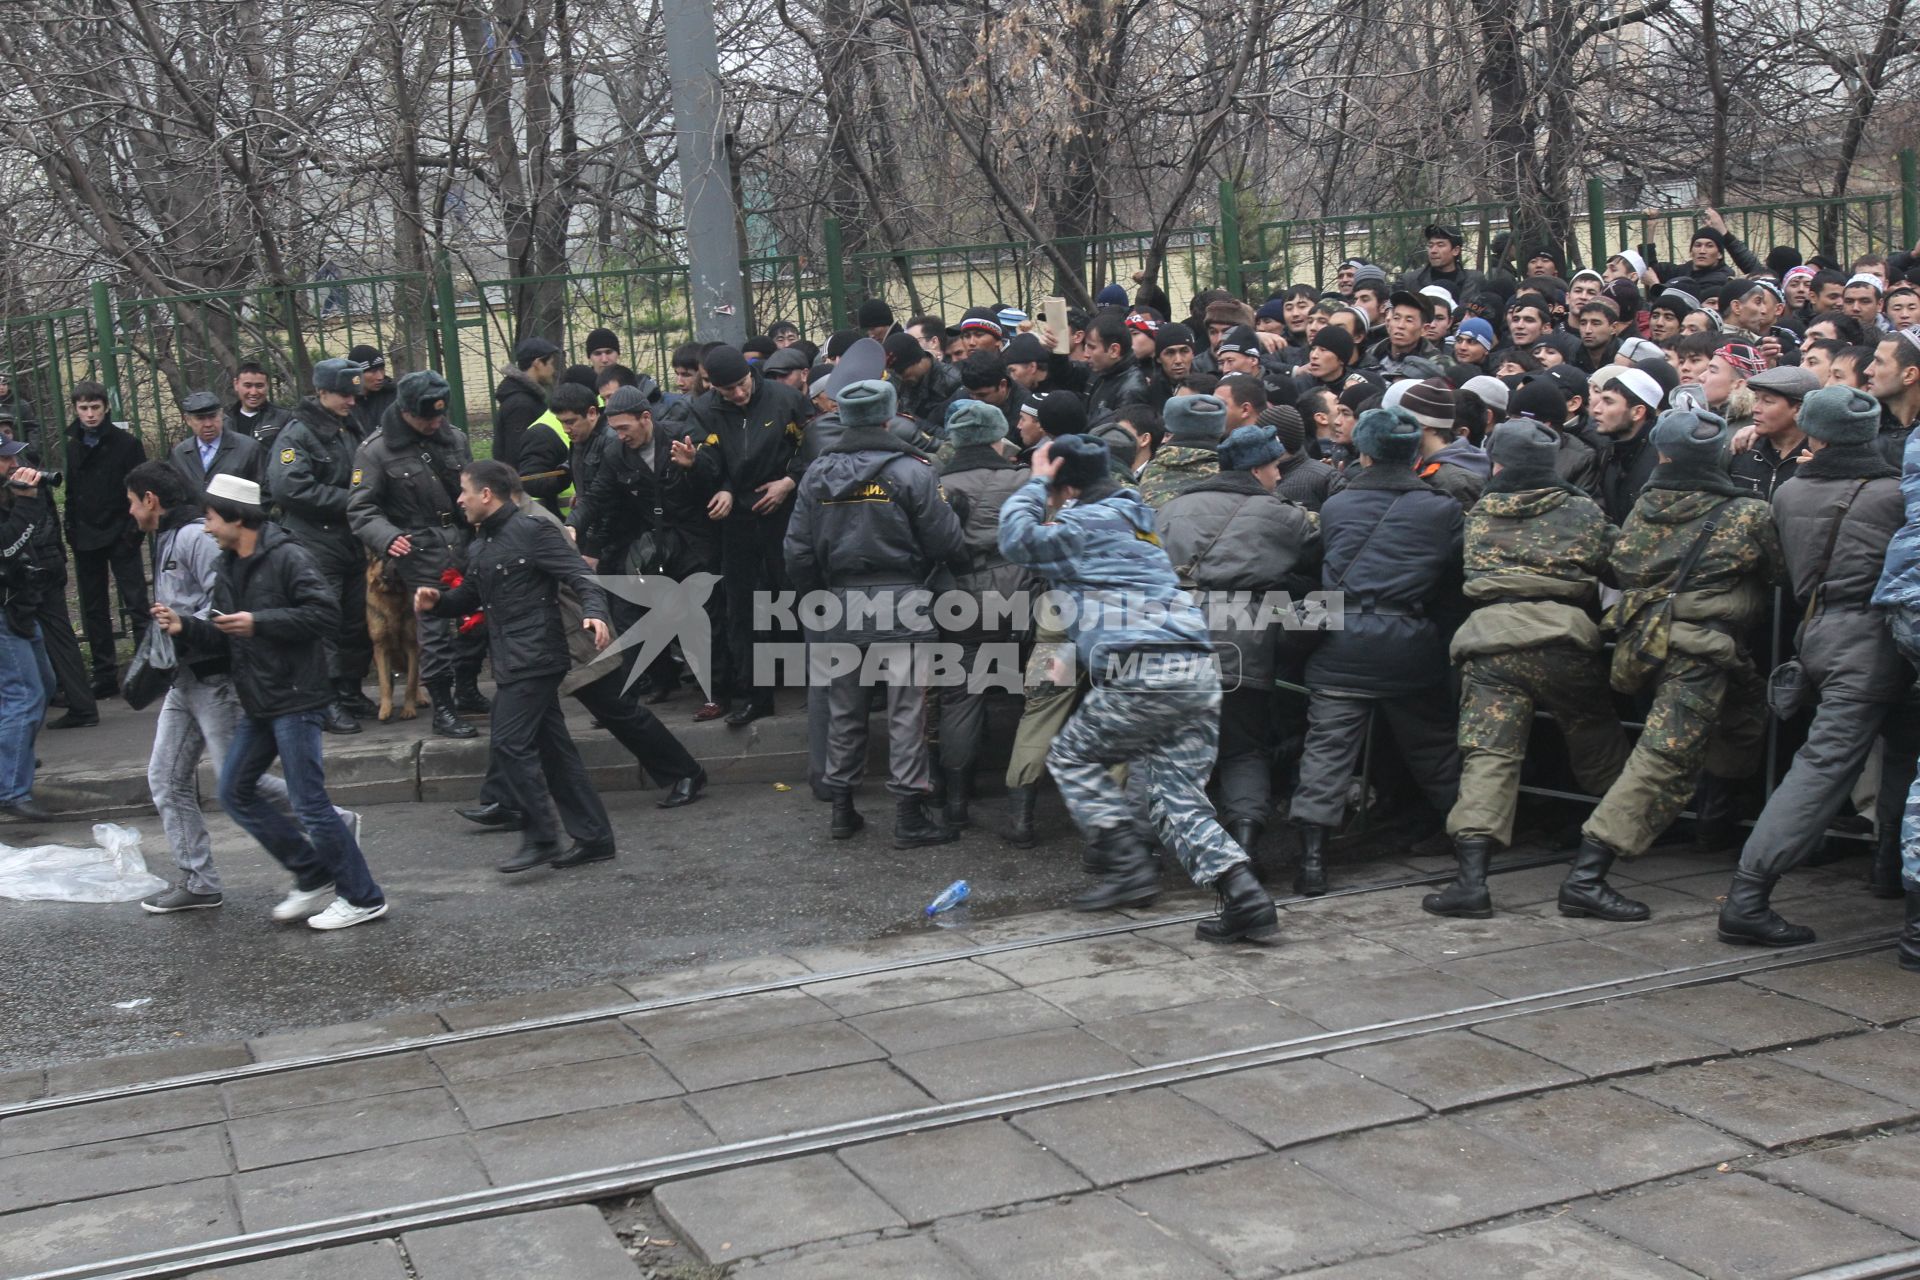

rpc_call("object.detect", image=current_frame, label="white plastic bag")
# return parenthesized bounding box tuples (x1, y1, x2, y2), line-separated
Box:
(0, 823, 168, 903)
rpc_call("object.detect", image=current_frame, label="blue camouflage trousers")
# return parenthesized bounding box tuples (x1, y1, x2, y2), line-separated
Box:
(1891, 608, 1920, 887)
(1046, 663, 1247, 888)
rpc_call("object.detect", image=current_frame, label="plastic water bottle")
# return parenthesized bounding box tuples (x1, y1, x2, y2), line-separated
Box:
(925, 879, 970, 916)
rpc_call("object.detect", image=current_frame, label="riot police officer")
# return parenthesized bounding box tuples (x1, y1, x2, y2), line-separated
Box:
(347, 370, 483, 738)
(269, 357, 373, 733)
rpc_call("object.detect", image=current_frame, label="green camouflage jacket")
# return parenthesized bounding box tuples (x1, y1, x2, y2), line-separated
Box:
(1451, 486, 1614, 660)
(1607, 487, 1783, 662)
(1137, 443, 1219, 509)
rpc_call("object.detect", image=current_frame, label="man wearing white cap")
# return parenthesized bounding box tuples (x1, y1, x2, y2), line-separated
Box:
(1589, 365, 1665, 524)
(153, 474, 388, 930)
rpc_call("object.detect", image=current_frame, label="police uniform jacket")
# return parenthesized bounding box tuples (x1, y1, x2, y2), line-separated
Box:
(346, 403, 473, 588)
(431, 502, 609, 683)
(783, 425, 966, 643)
(267, 399, 361, 546)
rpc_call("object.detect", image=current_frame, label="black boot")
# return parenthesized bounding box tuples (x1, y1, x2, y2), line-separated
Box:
(1558, 837, 1651, 921)
(1869, 826, 1904, 899)
(336, 679, 378, 720)
(829, 787, 864, 839)
(1194, 863, 1281, 945)
(1900, 885, 1920, 973)
(1717, 868, 1816, 947)
(1423, 836, 1494, 919)
(320, 701, 361, 735)
(894, 796, 958, 849)
(1072, 828, 1160, 911)
(1227, 818, 1262, 856)
(455, 670, 492, 715)
(1691, 774, 1741, 852)
(1293, 823, 1329, 897)
(929, 769, 948, 807)
(429, 682, 477, 739)
(941, 769, 971, 828)
(1006, 784, 1038, 848)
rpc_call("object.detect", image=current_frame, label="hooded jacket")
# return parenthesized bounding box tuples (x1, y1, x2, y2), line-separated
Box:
(998, 476, 1210, 668)
(152, 507, 229, 679)
(1418, 439, 1491, 509)
(1773, 445, 1905, 701)
(346, 403, 473, 587)
(1875, 423, 1920, 610)
(1158, 470, 1322, 688)
(1450, 486, 1614, 661)
(490, 366, 549, 469)
(176, 524, 337, 718)
(1303, 463, 1464, 697)
(267, 397, 361, 545)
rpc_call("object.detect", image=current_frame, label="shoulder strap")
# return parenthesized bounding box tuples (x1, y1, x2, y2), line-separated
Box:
(1667, 497, 1735, 595)
(1331, 493, 1409, 592)
(1175, 494, 1256, 584)
(1803, 479, 1869, 621)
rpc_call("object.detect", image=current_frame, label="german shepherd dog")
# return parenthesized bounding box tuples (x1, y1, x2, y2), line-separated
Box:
(365, 552, 425, 721)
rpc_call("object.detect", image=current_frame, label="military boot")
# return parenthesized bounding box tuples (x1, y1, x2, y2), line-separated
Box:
(1006, 783, 1038, 848)
(1072, 828, 1159, 911)
(320, 701, 361, 735)
(1558, 837, 1651, 921)
(1717, 868, 1815, 947)
(894, 796, 958, 849)
(1901, 884, 1920, 973)
(1194, 863, 1281, 945)
(1691, 774, 1741, 852)
(941, 768, 971, 829)
(336, 679, 378, 720)
(428, 682, 477, 739)
(1423, 836, 1494, 918)
(454, 669, 492, 715)
(1869, 825, 1904, 899)
(829, 787, 864, 839)
(1293, 823, 1330, 897)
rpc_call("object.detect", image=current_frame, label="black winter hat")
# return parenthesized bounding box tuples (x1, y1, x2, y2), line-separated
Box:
(825, 329, 862, 359)
(585, 327, 620, 354)
(1311, 326, 1355, 366)
(856, 299, 895, 330)
(701, 345, 752, 388)
(883, 331, 931, 370)
(1154, 322, 1197, 354)
(1049, 433, 1110, 488)
(1030, 390, 1088, 438)
(1765, 246, 1803, 276)
(1509, 374, 1568, 428)
(348, 343, 386, 369)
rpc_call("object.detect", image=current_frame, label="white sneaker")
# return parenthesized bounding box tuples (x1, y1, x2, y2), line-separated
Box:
(335, 807, 362, 848)
(271, 883, 336, 923)
(308, 899, 389, 931)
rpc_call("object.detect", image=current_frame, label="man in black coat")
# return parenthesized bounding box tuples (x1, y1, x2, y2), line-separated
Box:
(169, 390, 263, 501)
(492, 337, 559, 469)
(223, 362, 294, 449)
(63, 380, 149, 697)
(418, 459, 618, 873)
(349, 345, 398, 437)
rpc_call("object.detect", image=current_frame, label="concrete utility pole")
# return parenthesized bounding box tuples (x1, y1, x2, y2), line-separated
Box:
(664, 0, 749, 347)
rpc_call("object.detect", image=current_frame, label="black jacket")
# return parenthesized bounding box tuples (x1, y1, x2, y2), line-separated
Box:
(64, 419, 148, 552)
(267, 398, 361, 545)
(169, 429, 263, 501)
(1597, 427, 1658, 526)
(491, 368, 549, 470)
(570, 433, 664, 571)
(894, 361, 964, 425)
(569, 422, 617, 513)
(223, 402, 294, 452)
(1728, 435, 1803, 502)
(1084, 360, 1150, 424)
(177, 524, 337, 717)
(685, 373, 809, 514)
(352, 382, 399, 439)
(346, 404, 473, 587)
(433, 502, 610, 682)
(1305, 462, 1464, 697)
(0, 491, 53, 634)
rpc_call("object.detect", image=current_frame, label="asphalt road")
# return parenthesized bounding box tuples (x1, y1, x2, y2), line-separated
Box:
(0, 783, 1109, 1070)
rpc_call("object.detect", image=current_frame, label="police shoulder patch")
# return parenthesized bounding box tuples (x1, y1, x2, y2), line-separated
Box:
(704, 433, 719, 446)
(351, 468, 363, 484)
(279, 448, 296, 464)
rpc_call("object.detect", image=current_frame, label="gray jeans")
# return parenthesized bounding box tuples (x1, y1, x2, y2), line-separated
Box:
(148, 672, 292, 894)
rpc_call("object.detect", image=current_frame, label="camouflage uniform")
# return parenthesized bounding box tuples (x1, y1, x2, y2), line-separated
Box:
(1583, 488, 1782, 858)
(1136, 444, 1219, 509)
(1005, 622, 1081, 788)
(1449, 486, 1630, 846)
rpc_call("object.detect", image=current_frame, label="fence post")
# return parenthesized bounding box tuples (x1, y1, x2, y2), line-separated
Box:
(1902, 149, 1919, 250)
(1218, 177, 1245, 297)
(433, 250, 468, 429)
(89, 279, 123, 424)
(1586, 177, 1608, 271)
(822, 217, 849, 332)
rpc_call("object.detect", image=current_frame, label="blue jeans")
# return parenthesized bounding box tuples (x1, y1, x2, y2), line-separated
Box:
(0, 622, 52, 805)
(1891, 608, 1920, 887)
(219, 708, 384, 907)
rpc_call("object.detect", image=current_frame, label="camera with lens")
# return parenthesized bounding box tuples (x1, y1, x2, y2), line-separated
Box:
(7, 469, 60, 490)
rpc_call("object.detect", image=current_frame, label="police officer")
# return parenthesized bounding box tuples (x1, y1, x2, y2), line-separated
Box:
(1425, 421, 1630, 919)
(269, 357, 374, 733)
(416, 460, 617, 873)
(784, 379, 967, 847)
(347, 370, 481, 738)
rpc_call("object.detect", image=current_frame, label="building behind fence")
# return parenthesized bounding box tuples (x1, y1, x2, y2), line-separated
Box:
(4, 166, 1917, 472)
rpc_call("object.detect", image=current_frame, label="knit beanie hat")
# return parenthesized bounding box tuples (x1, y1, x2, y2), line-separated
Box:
(1163, 393, 1227, 442)
(1311, 326, 1356, 366)
(1095, 283, 1129, 307)
(1353, 406, 1422, 463)
(1509, 375, 1568, 428)
(1797, 385, 1882, 446)
(1255, 297, 1289, 323)
(701, 345, 751, 388)
(945, 398, 1009, 448)
(1219, 425, 1285, 471)
(837, 379, 897, 430)
(1050, 433, 1111, 489)
(856, 298, 895, 330)
(1031, 389, 1089, 437)
(1259, 404, 1304, 456)
(396, 370, 451, 417)
(602, 385, 651, 418)
(1399, 378, 1457, 433)
(1456, 317, 1496, 348)
(1154, 322, 1197, 354)
(585, 327, 619, 354)
(1485, 420, 1565, 493)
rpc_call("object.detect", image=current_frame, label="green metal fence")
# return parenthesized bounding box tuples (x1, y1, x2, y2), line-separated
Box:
(3, 156, 1914, 462)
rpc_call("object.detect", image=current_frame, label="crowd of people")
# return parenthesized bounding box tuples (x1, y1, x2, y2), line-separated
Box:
(1, 214, 1917, 967)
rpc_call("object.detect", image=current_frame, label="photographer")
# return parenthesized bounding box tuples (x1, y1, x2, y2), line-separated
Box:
(0, 449, 56, 820)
